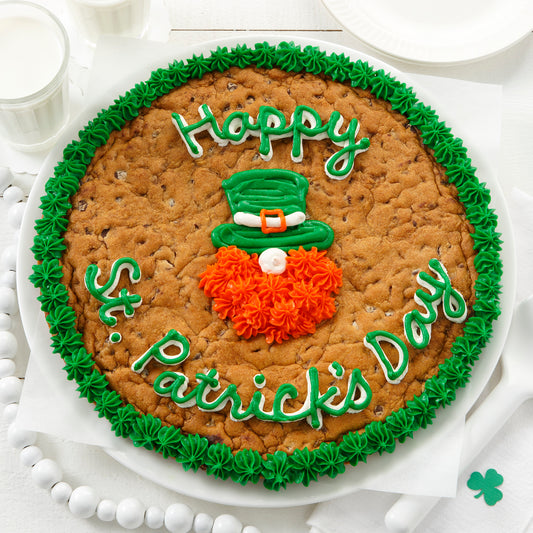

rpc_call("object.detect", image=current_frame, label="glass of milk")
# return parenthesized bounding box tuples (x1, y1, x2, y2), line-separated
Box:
(0, 1, 70, 151)
(66, 0, 151, 45)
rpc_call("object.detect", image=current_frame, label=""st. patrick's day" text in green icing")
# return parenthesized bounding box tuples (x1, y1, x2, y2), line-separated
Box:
(84, 257, 466, 429)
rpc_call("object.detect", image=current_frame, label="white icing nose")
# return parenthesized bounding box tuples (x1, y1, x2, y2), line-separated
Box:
(258, 248, 287, 274)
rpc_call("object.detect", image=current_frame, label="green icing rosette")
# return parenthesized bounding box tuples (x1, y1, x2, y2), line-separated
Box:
(30, 41, 502, 490)
(94, 389, 123, 420)
(205, 442, 235, 480)
(156, 426, 184, 460)
(111, 404, 139, 439)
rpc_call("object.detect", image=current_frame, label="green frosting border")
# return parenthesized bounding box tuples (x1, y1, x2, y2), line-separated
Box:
(30, 41, 503, 491)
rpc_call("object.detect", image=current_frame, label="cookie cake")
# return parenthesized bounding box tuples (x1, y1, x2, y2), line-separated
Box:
(29, 41, 502, 490)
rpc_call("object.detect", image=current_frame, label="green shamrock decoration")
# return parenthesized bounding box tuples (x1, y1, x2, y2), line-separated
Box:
(467, 468, 504, 506)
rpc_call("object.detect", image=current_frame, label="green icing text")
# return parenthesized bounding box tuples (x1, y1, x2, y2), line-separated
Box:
(364, 258, 467, 384)
(171, 104, 370, 179)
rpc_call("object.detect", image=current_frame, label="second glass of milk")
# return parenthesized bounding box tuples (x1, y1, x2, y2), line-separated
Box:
(67, 0, 151, 45)
(0, 1, 70, 151)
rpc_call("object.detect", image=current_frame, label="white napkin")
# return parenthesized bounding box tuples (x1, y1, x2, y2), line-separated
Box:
(509, 189, 533, 304)
(15, 38, 505, 499)
(308, 399, 533, 533)
(308, 188, 533, 532)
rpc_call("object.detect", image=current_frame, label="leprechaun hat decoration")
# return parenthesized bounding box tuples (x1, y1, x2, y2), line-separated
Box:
(200, 168, 342, 344)
(211, 169, 334, 254)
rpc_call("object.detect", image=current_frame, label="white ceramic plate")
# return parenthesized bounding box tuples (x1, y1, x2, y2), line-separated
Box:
(322, 0, 533, 64)
(17, 36, 516, 508)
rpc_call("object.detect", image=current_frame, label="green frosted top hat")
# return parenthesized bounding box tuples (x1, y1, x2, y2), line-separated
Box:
(211, 169, 334, 254)
(223, 168, 308, 217)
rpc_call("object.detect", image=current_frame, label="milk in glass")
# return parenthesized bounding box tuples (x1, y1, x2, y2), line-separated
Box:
(0, 2, 69, 150)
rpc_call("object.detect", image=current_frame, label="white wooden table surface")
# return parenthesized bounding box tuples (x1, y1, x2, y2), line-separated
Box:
(1, 1, 532, 532)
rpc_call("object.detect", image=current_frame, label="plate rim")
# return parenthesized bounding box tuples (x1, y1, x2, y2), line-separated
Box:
(321, 0, 533, 65)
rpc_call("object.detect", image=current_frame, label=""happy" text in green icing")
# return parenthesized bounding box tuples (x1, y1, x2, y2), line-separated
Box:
(171, 104, 370, 180)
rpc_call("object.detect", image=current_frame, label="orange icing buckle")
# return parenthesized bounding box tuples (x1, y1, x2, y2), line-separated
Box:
(260, 209, 287, 234)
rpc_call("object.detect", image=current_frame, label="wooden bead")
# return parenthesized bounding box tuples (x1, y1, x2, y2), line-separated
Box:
(212, 514, 243, 533)
(0, 313, 13, 330)
(145, 506, 165, 529)
(97, 499, 117, 522)
(0, 331, 18, 359)
(0, 271, 16, 289)
(2, 402, 18, 423)
(0, 287, 17, 314)
(164, 503, 195, 533)
(7, 202, 25, 229)
(116, 497, 146, 529)
(242, 526, 263, 533)
(50, 481, 72, 504)
(68, 486, 99, 518)
(0, 375, 21, 403)
(194, 512, 214, 533)
(0, 244, 17, 270)
(0, 359, 16, 378)
(8, 422, 36, 449)
(31, 458, 62, 490)
(19, 445, 43, 467)
(3, 185, 23, 205)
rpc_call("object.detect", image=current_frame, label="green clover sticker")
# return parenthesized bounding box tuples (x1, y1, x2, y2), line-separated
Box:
(467, 468, 504, 506)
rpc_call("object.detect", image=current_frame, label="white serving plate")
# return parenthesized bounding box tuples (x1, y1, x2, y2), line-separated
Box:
(17, 36, 516, 508)
(322, 0, 533, 65)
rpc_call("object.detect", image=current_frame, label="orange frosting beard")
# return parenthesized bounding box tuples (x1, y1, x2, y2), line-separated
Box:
(199, 246, 342, 344)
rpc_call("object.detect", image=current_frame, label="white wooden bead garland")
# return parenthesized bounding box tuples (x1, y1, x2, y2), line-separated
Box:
(0, 178, 262, 532)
